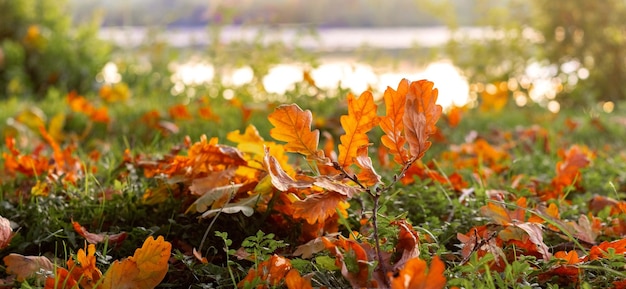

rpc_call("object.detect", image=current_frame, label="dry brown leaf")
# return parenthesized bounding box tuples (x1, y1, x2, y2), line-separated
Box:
(402, 80, 442, 161)
(4, 254, 54, 282)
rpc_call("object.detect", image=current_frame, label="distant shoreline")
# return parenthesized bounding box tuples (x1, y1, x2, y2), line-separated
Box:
(99, 25, 491, 51)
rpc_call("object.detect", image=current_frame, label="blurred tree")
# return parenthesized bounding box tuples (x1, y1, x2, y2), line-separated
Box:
(0, 0, 110, 98)
(530, 0, 626, 106)
(428, 0, 626, 107)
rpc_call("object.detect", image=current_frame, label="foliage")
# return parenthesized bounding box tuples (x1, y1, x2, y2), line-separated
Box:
(429, 0, 626, 108)
(0, 0, 110, 98)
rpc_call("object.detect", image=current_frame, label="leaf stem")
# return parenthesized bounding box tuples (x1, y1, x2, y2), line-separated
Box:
(371, 191, 389, 284)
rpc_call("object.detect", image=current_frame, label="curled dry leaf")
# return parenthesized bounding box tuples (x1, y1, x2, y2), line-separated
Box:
(402, 80, 442, 161)
(313, 175, 361, 198)
(355, 145, 382, 186)
(390, 220, 420, 270)
(0, 215, 14, 250)
(73, 221, 127, 246)
(293, 237, 328, 259)
(264, 147, 314, 191)
(322, 237, 372, 288)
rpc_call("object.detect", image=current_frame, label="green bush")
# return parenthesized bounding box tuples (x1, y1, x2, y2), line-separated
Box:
(0, 0, 110, 99)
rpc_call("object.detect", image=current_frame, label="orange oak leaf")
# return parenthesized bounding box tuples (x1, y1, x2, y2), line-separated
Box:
(285, 269, 313, 289)
(269, 104, 323, 160)
(238, 254, 292, 288)
(337, 91, 379, 168)
(402, 80, 442, 161)
(73, 221, 127, 246)
(585, 239, 626, 261)
(380, 79, 409, 164)
(0, 215, 14, 250)
(538, 250, 581, 284)
(292, 191, 346, 225)
(96, 235, 171, 289)
(322, 237, 372, 288)
(550, 144, 593, 198)
(4, 254, 54, 282)
(67, 244, 102, 289)
(45, 267, 78, 289)
(388, 256, 446, 289)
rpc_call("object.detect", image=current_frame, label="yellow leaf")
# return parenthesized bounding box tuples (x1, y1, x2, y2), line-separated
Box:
(48, 113, 66, 142)
(97, 236, 171, 289)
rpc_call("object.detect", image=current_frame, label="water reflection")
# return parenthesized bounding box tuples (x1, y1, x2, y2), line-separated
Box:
(166, 60, 470, 109)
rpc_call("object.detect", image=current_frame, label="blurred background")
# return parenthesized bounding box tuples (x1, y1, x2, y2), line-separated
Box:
(1, 0, 625, 113)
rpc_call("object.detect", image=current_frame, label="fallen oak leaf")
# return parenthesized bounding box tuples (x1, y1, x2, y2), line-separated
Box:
(4, 254, 54, 282)
(291, 191, 347, 225)
(388, 256, 446, 289)
(45, 267, 78, 289)
(285, 269, 313, 289)
(322, 237, 373, 288)
(263, 147, 314, 191)
(238, 254, 292, 288)
(96, 235, 171, 289)
(390, 220, 420, 270)
(72, 221, 127, 246)
(67, 244, 103, 289)
(293, 237, 328, 259)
